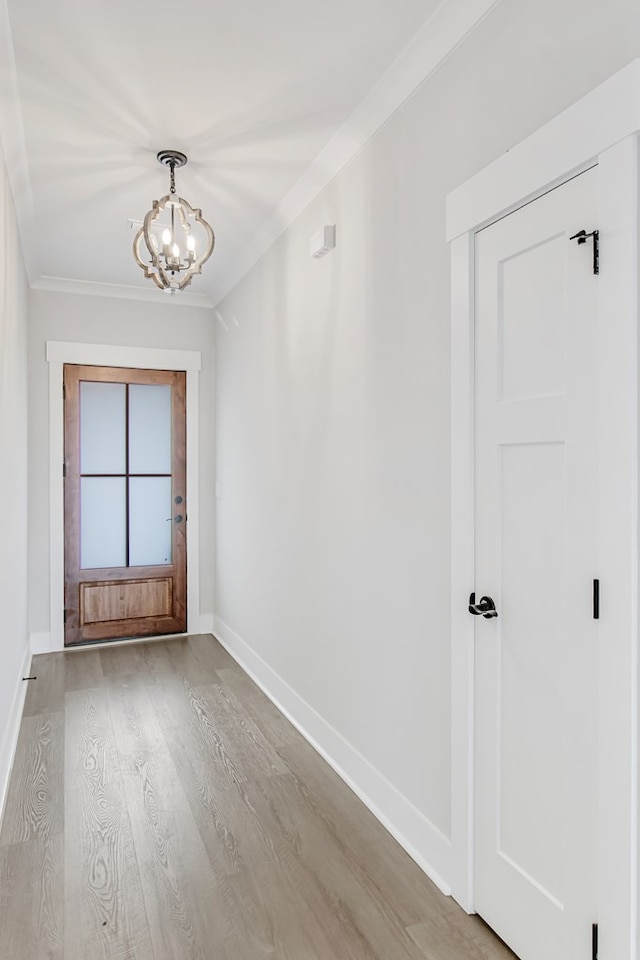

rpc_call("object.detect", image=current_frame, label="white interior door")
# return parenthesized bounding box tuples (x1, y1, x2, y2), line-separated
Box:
(474, 168, 598, 960)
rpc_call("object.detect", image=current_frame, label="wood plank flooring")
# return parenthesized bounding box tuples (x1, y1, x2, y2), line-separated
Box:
(0, 634, 516, 960)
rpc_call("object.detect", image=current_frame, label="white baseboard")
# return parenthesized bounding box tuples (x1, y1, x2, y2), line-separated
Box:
(30, 631, 52, 654)
(0, 643, 32, 833)
(213, 615, 453, 895)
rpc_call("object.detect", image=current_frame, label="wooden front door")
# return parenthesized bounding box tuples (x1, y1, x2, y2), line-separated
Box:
(64, 364, 187, 645)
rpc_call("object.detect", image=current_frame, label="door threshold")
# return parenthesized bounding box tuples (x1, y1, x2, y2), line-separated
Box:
(62, 630, 206, 653)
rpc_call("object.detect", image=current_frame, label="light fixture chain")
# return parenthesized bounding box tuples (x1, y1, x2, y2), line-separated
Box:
(169, 162, 176, 195)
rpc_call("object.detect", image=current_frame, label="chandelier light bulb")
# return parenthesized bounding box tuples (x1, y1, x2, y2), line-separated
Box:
(133, 150, 215, 294)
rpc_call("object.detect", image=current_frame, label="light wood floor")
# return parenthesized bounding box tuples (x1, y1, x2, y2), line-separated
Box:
(0, 634, 515, 960)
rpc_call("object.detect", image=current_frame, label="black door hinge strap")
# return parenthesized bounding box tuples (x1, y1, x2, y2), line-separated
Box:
(570, 229, 599, 275)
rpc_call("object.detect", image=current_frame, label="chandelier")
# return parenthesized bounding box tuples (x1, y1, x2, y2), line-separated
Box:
(133, 150, 215, 294)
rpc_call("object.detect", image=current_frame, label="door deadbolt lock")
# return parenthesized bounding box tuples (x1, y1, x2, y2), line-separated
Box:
(468, 592, 498, 618)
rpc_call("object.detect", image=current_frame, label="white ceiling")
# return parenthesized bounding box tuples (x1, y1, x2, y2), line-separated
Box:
(2, 0, 476, 305)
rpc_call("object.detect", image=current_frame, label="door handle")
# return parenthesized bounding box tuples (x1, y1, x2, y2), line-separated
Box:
(165, 515, 184, 523)
(468, 592, 498, 618)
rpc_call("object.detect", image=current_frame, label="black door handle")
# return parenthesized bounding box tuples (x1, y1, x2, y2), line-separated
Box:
(469, 592, 498, 618)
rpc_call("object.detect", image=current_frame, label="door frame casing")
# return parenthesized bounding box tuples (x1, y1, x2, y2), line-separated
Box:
(46, 341, 202, 652)
(448, 60, 640, 958)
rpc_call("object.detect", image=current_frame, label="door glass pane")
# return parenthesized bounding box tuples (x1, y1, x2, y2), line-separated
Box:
(129, 477, 173, 566)
(129, 384, 172, 474)
(81, 477, 126, 568)
(80, 382, 126, 474)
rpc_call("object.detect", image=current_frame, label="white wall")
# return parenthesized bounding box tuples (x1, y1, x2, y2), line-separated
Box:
(214, 0, 640, 889)
(0, 148, 30, 817)
(28, 290, 216, 643)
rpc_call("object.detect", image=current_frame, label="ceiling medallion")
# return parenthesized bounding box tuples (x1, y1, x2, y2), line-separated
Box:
(133, 150, 215, 294)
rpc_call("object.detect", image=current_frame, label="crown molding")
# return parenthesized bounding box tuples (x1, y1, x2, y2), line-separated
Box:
(208, 0, 501, 305)
(31, 275, 214, 309)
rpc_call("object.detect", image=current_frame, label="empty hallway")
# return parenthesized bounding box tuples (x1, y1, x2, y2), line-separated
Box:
(0, 634, 513, 960)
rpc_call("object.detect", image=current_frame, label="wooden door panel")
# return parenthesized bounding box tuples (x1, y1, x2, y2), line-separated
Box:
(64, 364, 187, 645)
(81, 578, 173, 623)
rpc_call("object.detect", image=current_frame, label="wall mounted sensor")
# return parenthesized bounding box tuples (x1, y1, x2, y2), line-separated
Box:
(310, 224, 336, 258)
